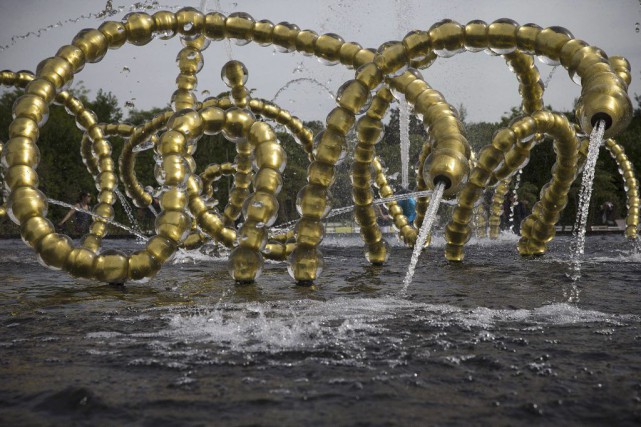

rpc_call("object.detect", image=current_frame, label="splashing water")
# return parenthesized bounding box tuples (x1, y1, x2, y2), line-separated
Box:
(399, 99, 411, 190)
(213, 0, 234, 60)
(401, 181, 445, 293)
(114, 188, 144, 239)
(271, 78, 336, 104)
(49, 198, 148, 241)
(543, 65, 558, 88)
(0, 1, 170, 52)
(508, 170, 522, 233)
(568, 120, 606, 283)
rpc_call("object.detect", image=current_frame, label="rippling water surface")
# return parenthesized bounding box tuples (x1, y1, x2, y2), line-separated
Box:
(1, 234, 640, 425)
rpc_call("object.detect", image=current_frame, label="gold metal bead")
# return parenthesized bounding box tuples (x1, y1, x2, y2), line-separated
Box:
(218, 227, 237, 247)
(167, 110, 204, 140)
(4, 165, 39, 188)
(287, 246, 323, 283)
(25, 79, 57, 104)
(515, 23, 541, 54)
(534, 27, 573, 65)
(253, 168, 283, 193)
(403, 30, 432, 60)
(158, 130, 186, 155)
(354, 205, 377, 227)
(356, 116, 384, 145)
(159, 154, 189, 187)
(176, 47, 204, 74)
(200, 107, 226, 135)
(291, 29, 318, 55)
(98, 21, 128, 49)
(8, 117, 39, 141)
(221, 60, 248, 87)
(314, 129, 346, 165)
(65, 248, 97, 279)
(272, 22, 300, 53)
(254, 142, 286, 172)
(577, 85, 632, 138)
(338, 42, 362, 68)
(294, 218, 325, 247)
(296, 184, 331, 219)
(326, 107, 356, 134)
(156, 210, 191, 243)
(152, 10, 177, 40)
(237, 221, 268, 251)
(94, 250, 129, 283)
(422, 148, 470, 196)
(160, 188, 188, 211)
(20, 216, 55, 248)
(175, 7, 204, 38)
(253, 19, 275, 46)
(487, 18, 518, 54)
(463, 20, 488, 52)
(222, 108, 254, 141)
(12, 94, 49, 126)
(429, 20, 465, 58)
(352, 187, 374, 206)
(128, 250, 161, 280)
(7, 186, 47, 224)
(225, 12, 255, 45)
(204, 12, 226, 40)
(247, 122, 275, 147)
(72, 29, 108, 62)
(353, 48, 376, 68)
(307, 162, 336, 187)
(228, 246, 263, 283)
(355, 63, 384, 91)
(146, 235, 178, 264)
(243, 192, 279, 226)
(315, 33, 345, 65)
(36, 233, 73, 270)
(336, 80, 370, 114)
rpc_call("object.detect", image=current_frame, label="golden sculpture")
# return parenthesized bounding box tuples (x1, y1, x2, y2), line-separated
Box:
(1, 9, 637, 285)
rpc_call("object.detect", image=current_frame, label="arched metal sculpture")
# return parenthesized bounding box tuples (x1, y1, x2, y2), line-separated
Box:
(0, 9, 636, 285)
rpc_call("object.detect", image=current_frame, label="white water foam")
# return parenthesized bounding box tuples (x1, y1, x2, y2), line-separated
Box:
(86, 298, 638, 355)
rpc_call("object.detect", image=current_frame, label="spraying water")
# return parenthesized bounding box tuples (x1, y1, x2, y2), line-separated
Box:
(543, 65, 558, 88)
(399, 99, 410, 190)
(0, 0, 172, 52)
(49, 198, 148, 241)
(401, 181, 445, 293)
(114, 188, 144, 239)
(568, 120, 606, 283)
(271, 78, 336, 104)
(508, 170, 522, 233)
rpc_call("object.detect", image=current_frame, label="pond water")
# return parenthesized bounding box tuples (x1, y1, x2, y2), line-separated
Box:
(1, 234, 640, 425)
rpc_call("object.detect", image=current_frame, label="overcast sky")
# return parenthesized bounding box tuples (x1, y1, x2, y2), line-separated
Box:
(1, 0, 640, 123)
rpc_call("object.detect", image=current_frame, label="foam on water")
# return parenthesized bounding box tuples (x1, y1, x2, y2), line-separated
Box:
(85, 297, 638, 356)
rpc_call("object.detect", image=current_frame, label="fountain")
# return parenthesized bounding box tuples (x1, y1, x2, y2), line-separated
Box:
(0, 9, 637, 286)
(1, 6, 641, 425)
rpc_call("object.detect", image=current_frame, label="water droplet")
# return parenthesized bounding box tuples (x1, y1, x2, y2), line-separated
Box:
(121, 66, 130, 74)
(201, 90, 210, 97)
(636, 22, 640, 33)
(292, 62, 305, 74)
(124, 99, 136, 109)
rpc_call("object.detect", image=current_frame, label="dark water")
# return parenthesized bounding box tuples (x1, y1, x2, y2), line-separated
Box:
(1, 234, 640, 425)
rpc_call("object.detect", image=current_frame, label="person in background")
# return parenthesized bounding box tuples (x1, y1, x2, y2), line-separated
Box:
(375, 203, 392, 232)
(601, 201, 616, 226)
(58, 192, 93, 235)
(397, 188, 417, 224)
